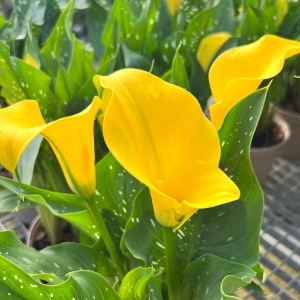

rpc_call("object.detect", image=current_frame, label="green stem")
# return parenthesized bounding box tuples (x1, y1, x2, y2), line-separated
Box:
(171, 14, 177, 33)
(37, 206, 62, 245)
(86, 199, 126, 278)
(164, 227, 177, 300)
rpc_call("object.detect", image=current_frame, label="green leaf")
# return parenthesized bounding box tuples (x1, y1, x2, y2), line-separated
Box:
(209, 0, 236, 35)
(171, 43, 190, 91)
(251, 262, 266, 282)
(102, 0, 136, 45)
(123, 87, 268, 271)
(0, 230, 115, 282)
(158, 32, 183, 68)
(122, 43, 155, 72)
(123, 188, 164, 266)
(0, 256, 120, 299)
(94, 153, 144, 250)
(85, 0, 110, 62)
(11, 0, 47, 40)
(183, 49, 210, 109)
(63, 52, 118, 116)
(40, 0, 61, 44)
(56, 0, 93, 10)
(68, 40, 95, 86)
(0, 186, 20, 212)
(183, 8, 213, 53)
(17, 135, 43, 185)
(126, 0, 160, 55)
(239, 4, 277, 44)
(55, 66, 80, 107)
(25, 21, 41, 68)
(183, 0, 236, 54)
(119, 267, 155, 300)
(278, 2, 300, 39)
(148, 271, 164, 300)
(184, 254, 255, 299)
(0, 41, 53, 120)
(0, 153, 143, 248)
(0, 175, 98, 238)
(40, 0, 75, 76)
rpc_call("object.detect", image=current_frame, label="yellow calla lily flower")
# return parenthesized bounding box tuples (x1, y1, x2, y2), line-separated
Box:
(197, 32, 231, 73)
(0, 97, 102, 201)
(24, 53, 39, 69)
(276, 0, 288, 27)
(209, 35, 300, 130)
(94, 69, 240, 229)
(167, 0, 181, 16)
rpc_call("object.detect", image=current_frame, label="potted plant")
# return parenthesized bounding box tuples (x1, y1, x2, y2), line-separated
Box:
(0, 58, 268, 300)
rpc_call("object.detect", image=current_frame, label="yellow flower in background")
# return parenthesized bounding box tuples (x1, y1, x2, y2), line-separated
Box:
(24, 53, 39, 69)
(209, 35, 300, 130)
(0, 97, 102, 201)
(276, 0, 288, 27)
(94, 69, 240, 229)
(167, 0, 181, 16)
(197, 32, 231, 72)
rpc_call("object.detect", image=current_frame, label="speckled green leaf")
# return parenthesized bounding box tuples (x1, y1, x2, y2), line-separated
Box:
(0, 153, 143, 250)
(0, 230, 116, 283)
(9, 0, 47, 40)
(0, 41, 53, 120)
(0, 256, 120, 300)
(171, 43, 190, 91)
(85, 0, 110, 62)
(126, 0, 160, 55)
(40, 0, 74, 76)
(239, 4, 277, 44)
(184, 254, 255, 300)
(119, 267, 155, 300)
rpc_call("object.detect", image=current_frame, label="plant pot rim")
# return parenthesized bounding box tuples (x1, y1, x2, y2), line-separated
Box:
(25, 215, 42, 248)
(251, 115, 291, 154)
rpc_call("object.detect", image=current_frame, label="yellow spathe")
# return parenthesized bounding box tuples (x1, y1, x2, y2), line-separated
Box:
(94, 69, 240, 229)
(276, 0, 288, 27)
(0, 97, 102, 201)
(209, 35, 300, 130)
(197, 32, 231, 72)
(167, 0, 181, 16)
(24, 53, 39, 69)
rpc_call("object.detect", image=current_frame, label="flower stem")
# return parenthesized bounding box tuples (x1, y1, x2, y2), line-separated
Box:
(86, 199, 126, 278)
(164, 227, 177, 300)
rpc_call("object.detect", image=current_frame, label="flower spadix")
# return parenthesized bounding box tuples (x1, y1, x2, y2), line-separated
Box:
(94, 69, 240, 229)
(197, 32, 231, 73)
(0, 97, 102, 201)
(209, 35, 300, 130)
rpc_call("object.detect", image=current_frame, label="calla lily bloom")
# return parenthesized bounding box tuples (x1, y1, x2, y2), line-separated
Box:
(197, 32, 231, 73)
(209, 35, 300, 130)
(94, 69, 240, 229)
(0, 97, 102, 201)
(167, 0, 181, 16)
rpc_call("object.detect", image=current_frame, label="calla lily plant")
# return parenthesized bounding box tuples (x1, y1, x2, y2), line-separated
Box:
(0, 32, 300, 299)
(0, 0, 299, 298)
